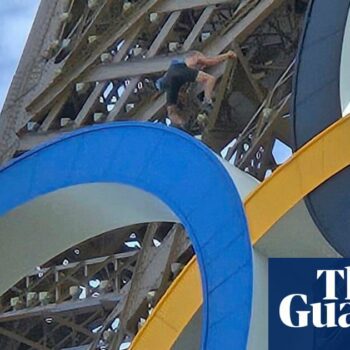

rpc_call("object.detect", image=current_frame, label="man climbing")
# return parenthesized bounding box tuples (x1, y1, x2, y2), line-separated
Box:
(155, 50, 237, 128)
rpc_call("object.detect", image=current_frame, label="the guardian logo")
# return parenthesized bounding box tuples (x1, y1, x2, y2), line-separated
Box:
(279, 267, 350, 328)
(269, 259, 350, 350)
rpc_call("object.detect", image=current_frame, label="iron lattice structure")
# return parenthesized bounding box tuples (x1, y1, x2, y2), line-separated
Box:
(0, 0, 308, 348)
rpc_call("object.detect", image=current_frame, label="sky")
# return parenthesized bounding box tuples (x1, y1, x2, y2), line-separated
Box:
(0, 1, 40, 111)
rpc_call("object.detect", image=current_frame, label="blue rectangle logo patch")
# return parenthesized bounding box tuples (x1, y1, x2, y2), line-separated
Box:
(269, 258, 350, 350)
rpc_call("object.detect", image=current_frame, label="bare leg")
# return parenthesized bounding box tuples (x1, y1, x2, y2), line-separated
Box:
(196, 71, 216, 103)
(167, 105, 186, 126)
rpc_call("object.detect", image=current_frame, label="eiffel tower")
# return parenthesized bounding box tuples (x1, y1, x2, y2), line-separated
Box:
(0, 0, 308, 348)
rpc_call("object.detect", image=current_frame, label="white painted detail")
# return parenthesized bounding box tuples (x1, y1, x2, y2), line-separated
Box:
(340, 9, 350, 116)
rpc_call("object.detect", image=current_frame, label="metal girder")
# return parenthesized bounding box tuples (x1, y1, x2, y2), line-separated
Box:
(111, 224, 185, 348)
(156, 0, 233, 13)
(0, 0, 293, 167)
(0, 251, 137, 315)
(210, 60, 236, 129)
(53, 310, 102, 349)
(231, 94, 291, 179)
(53, 315, 94, 339)
(224, 58, 294, 176)
(83, 56, 177, 83)
(88, 224, 190, 349)
(39, 90, 72, 131)
(0, 0, 61, 114)
(202, 59, 237, 149)
(108, 223, 161, 347)
(18, 132, 62, 153)
(130, 94, 167, 121)
(0, 327, 49, 350)
(107, 6, 216, 121)
(0, 0, 70, 166)
(0, 224, 185, 350)
(233, 43, 265, 102)
(83, 0, 284, 83)
(0, 293, 119, 324)
(107, 11, 181, 121)
(203, 0, 284, 53)
(74, 24, 143, 126)
(72, 0, 284, 128)
(182, 6, 216, 52)
(26, 0, 166, 118)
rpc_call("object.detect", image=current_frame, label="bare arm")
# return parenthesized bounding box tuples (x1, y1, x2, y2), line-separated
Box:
(195, 50, 237, 67)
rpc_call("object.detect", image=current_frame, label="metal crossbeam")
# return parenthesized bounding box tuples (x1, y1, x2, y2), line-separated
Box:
(81, 0, 281, 83)
(74, 25, 143, 126)
(53, 310, 102, 349)
(39, 90, 71, 131)
(0, 293, 119, 323)
(54, 315, 94, 339)
(233, 43, 265, 102)
(157, 0, 233, 12)
(83, 0, 283, 82)
(27, 0, 166, 118)
(107, 11, 181, 121)
(0, 327, 50, 350)
(88, 224, 190, 349)
(108, 223, 160, 347)
(182, 6, 216, 51)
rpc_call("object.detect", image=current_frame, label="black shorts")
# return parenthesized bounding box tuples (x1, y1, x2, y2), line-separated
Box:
(163, 63, 199, 105)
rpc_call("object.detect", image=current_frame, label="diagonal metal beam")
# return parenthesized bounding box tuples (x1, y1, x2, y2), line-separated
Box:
(206, 59, 237, 130)
(0, 0, 61, 114)
(26, 0, 166, 119)
(39, 90, 71, 131)
(129, 0, 284, 122)
(201, 59, 237, 150)
(83, 56, 175, 82)
(233, 42, 265, 102)
(0, 293, 119, 323)
(111, 225, 186, 349)
(182, 6, 216, 52)
(74, 25, 142, 126)
(54, 311, 102, 349)
(107, 6, 216, 121)
(107, 11, 181, 121)
(88, 223, 160, 349)
(83, 0, 284, 83)
(157, 0, 234, 13)
(236, 94, 290, 170)
(108, 223, 160, 347)
(203, 0, 284, 53)
(0, 327, 50, 350)
(54, 315, 94, 339)
(88, 224, 190, 349)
